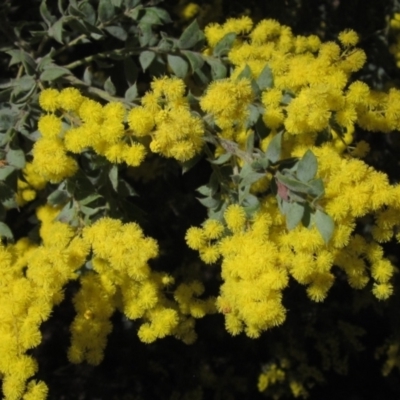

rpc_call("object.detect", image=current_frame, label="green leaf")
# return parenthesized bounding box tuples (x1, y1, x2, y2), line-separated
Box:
(79, 1, 96, 25)
(210, 153, 232, 165)
(196, 185, 213, 196)
(178, 19, 205, 49)
(297, 150, 318, 182)
(286, 202, 304, 230)
(98, 0, 115, 22)
(109, 165, 118, 191)
(124, 0, 141, 8)
(167, 55, 188, 79)
(140, 9, 161, 25)
(125, 83, 138, 102)
(265, 132, 282, 163)
(6, 149, 25, 169)
(240, 171, 266, 188)
(252, 155, 270, 170)
(242, 193, 260, 214)
(111, 0, 124, 7)
(49, 18, 65, 44)
(79, 193, 102, 206)
(40, 0, 57, 27)
(213, 32, 236, 57)
(206, 58, 227, 80)
(308, 178, 325, 198)
(40, 66, 70, 81)
(83, 67, 93, 85)
(246, 131, 255, 153)
(0, 222, 13, 242)
(104, 77, 116, 95)
(56, 201, 77, 224)
(315, 209, 334, 243)
(0, 166, 15, 181)
(256, 65, 273, 90)
(198, 196, 220, 209)
(118, 179, 137, 197)
(182, 51, 204, 72)
(275, 171, 311, 194)
(236, 65, 252, 80)
(139, 50, 156, 71)
(47, 189, 70, 206)
(105, 26, 128, 41)
(149, 7, 172, 24)
(245, 104, 261, 129)
(281, 91, 294, 105)
(0, 111, 17, 131)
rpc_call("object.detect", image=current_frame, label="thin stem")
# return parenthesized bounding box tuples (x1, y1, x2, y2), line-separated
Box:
(53, 34, 88, 58)
(62, 75, 135, 106)
(62, 46, 148, 70)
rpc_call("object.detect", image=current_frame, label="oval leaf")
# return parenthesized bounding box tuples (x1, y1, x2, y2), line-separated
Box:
(297, 150, 318, 182)
(315, 209, 334, 244)
(178, 19, 205, 49)
(286, 202, 305, 230)
(167, 55, 188, 79)
(139, 50, 156, 72)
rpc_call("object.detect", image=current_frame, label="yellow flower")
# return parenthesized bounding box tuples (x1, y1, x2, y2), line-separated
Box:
(79, 98, 103, 124)
(224, 204, 246, 232)
(203, 219, 224, 240)
(338, 29, 359, 47)
(58, 87, 83, 112)
(128, 107, 155, 136)
(37, 114, 62, 138)
(39, 88, 59, 112)
(185, 227, 206, 250)
(122, 143, 146, 167)
(372, 282, 394, 300)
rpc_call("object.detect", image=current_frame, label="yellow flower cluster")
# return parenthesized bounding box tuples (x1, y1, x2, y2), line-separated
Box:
(257, 363, 285, 392)
(35, 87, 147, 184)
(16, 162, 47, 205)
(204, 17, 400, 149)
(0, 204, 216, 398)
(0, 204, 89, 400)
(129, 76, 205, 162)
(187, 143, 399, 336)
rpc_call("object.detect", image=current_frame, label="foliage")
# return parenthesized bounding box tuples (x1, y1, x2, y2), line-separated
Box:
(2, 0, 400, 399)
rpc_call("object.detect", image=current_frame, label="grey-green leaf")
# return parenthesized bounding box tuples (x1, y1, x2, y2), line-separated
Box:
(40, 66, 70, 81)
(265, 132, 282, 164)
(98, 0, 115, 22)
(47, 189, 70, 206)
(139, 50, 156, 71)
(210, 152, 232, 165)
(167, 55, 188, 79)
(297, 150, 318, 182)
(0, 222, 13, 242)
(6, 149, 25, 169)
(104, 77, 116, 95)
(109, 165, 118, 191)
(286, 202, 305, 230)
(49, 18, 65, 44)
(315, 209, 334, 243)
(125, 83, 138, 102)
(256, 65, 273, 90)
(213, 32, 236, 57)
(178, 19, 205, 49)
(105, 26, 128, 41)
(198, 196, 220, 209)
(182, 51, 204, 72)
(206, 58, 227, 80)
